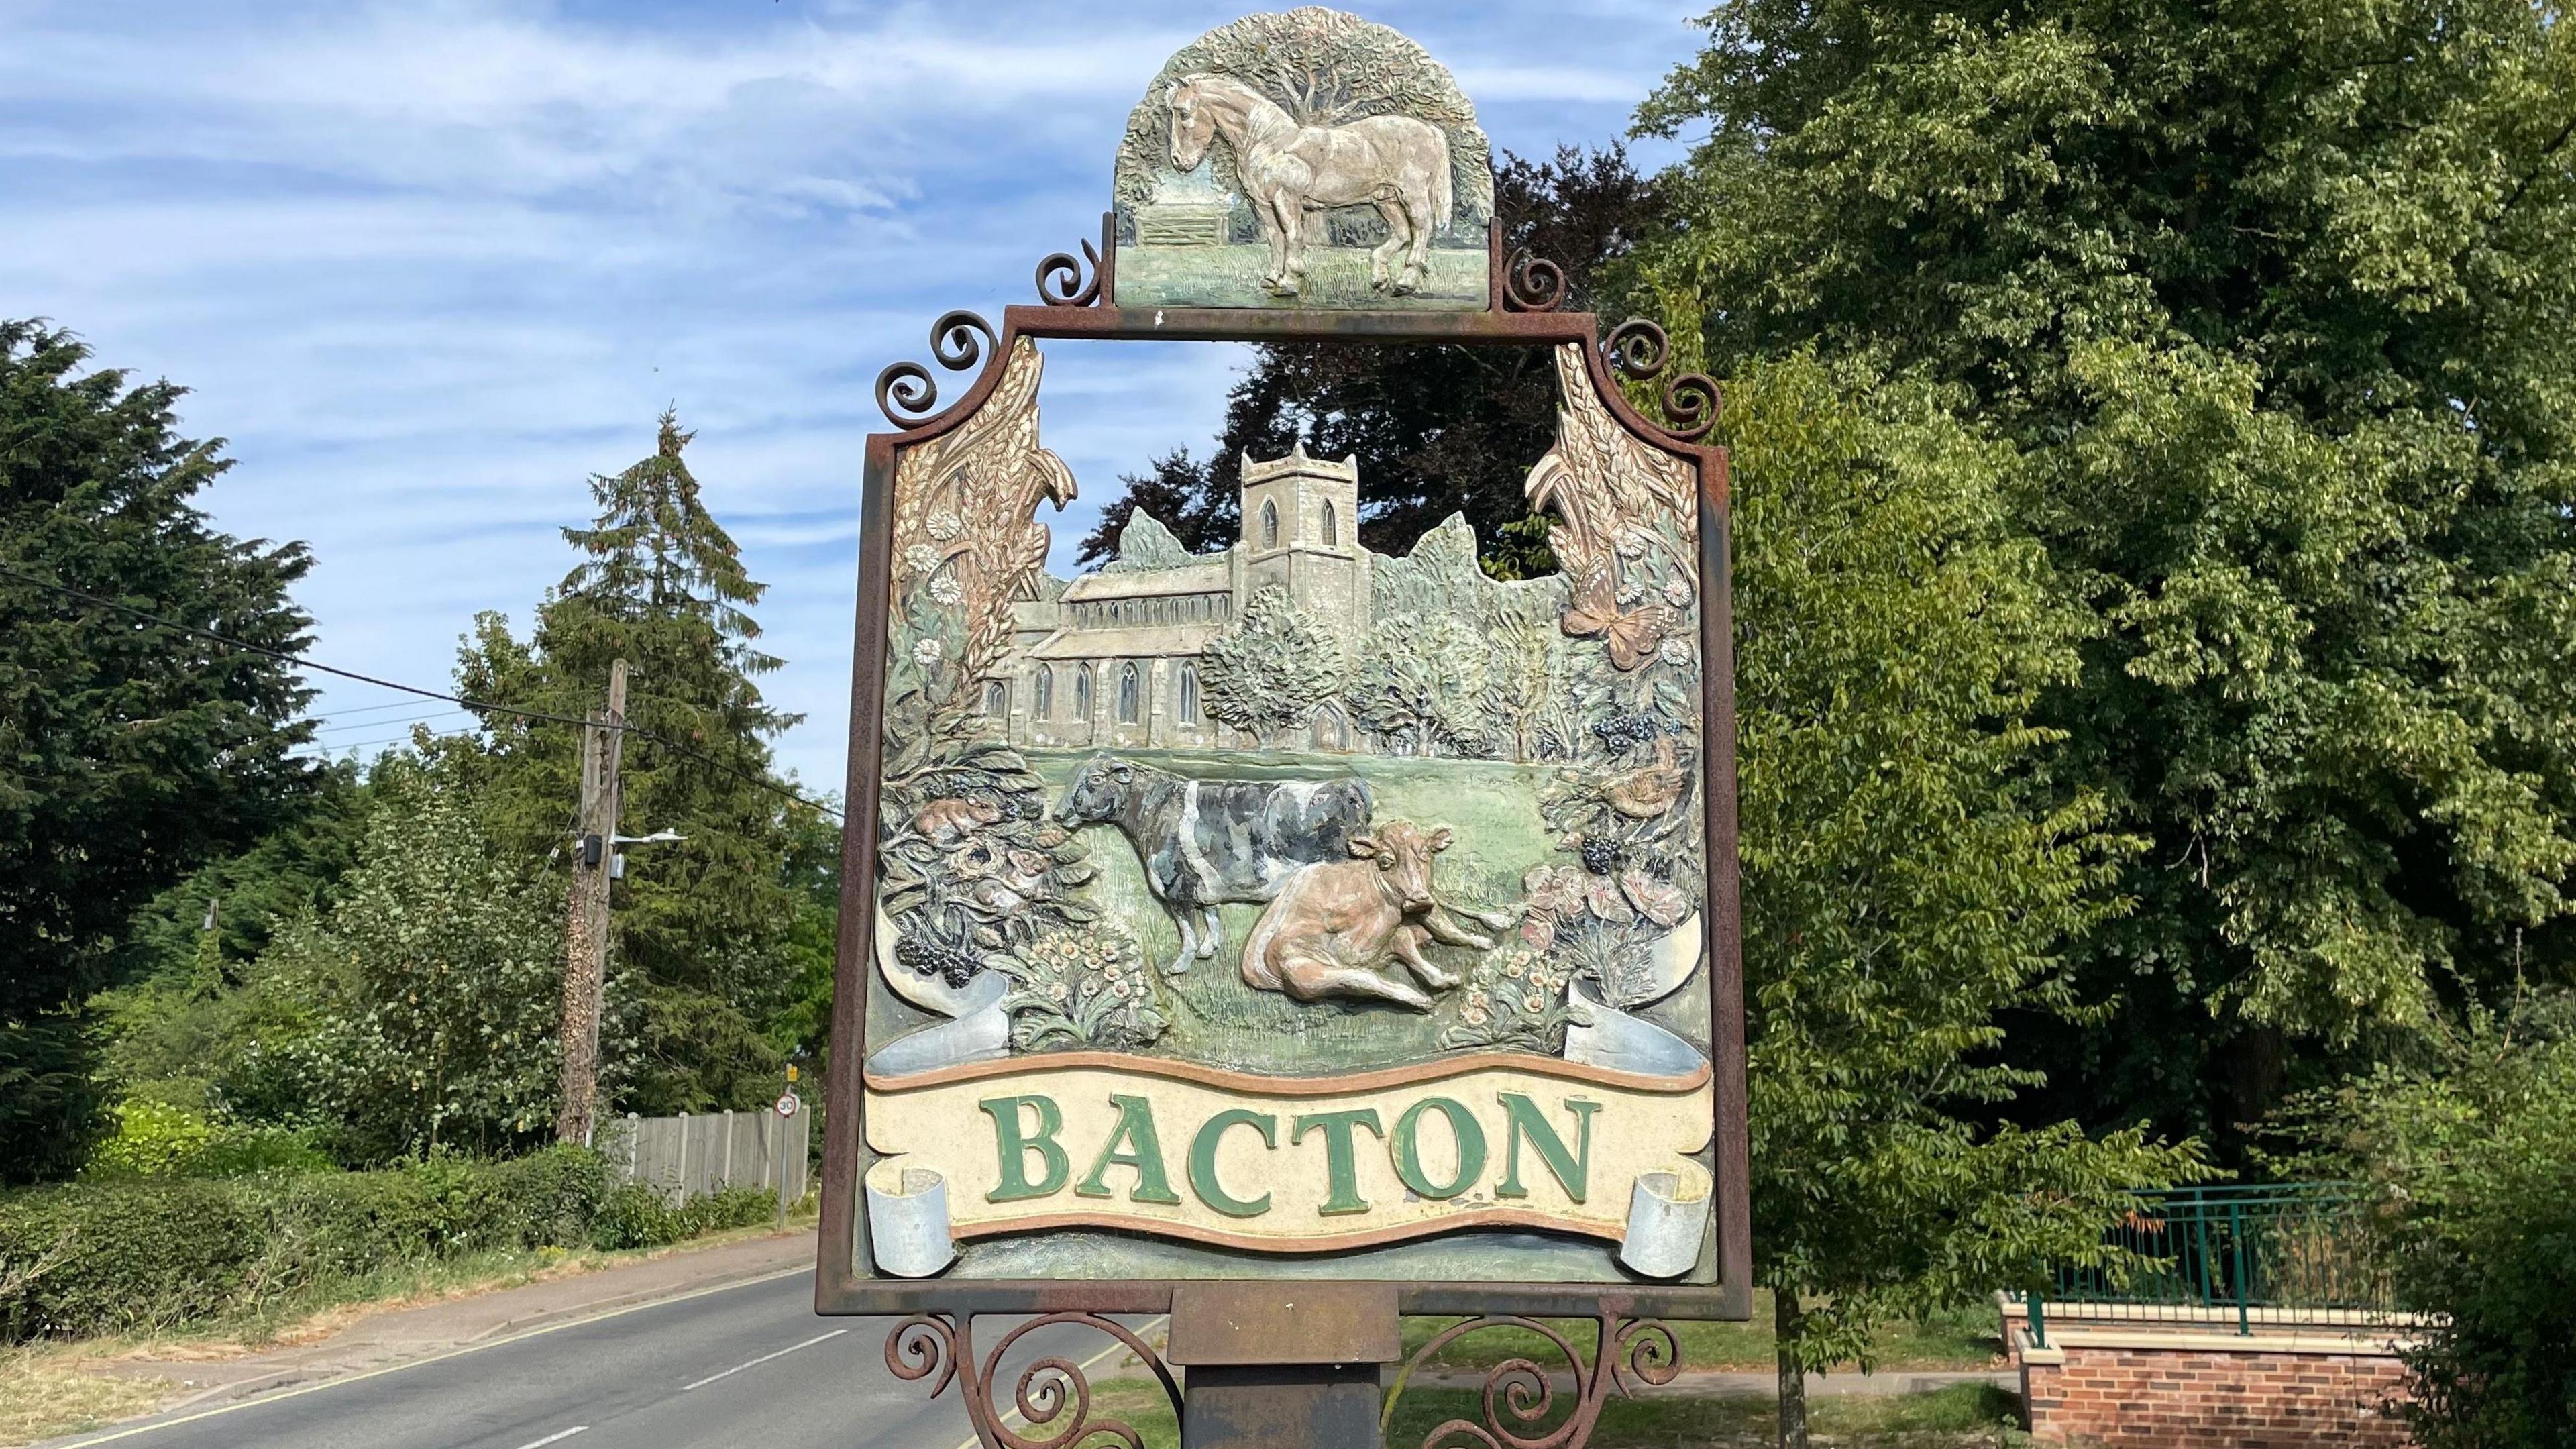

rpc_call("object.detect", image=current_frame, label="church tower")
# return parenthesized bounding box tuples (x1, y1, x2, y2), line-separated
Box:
(1238, 443, 1369, 643)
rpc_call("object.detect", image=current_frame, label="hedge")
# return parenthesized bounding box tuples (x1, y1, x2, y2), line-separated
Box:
(0, 1147, 775, 1342)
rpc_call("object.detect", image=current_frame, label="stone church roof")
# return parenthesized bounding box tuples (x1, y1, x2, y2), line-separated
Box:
(1026, 622, 1226, 660)
(1060, 559, 1231, 601)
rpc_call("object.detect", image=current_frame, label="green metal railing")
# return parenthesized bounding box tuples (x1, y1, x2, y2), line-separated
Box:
(2019, 1183, 2390, 1345)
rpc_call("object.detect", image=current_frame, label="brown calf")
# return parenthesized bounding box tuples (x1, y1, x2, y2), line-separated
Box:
(1238, 820, 1495, 1010)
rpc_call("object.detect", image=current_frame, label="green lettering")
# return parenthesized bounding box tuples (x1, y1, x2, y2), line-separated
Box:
(1075, 1094, 1181, 1205)
(979, 1095, 1069, 1203)
(1187, 1108, 1277, 1218)
(1290, 1108, 1385, 1216)
(1391, 1097, 1485, 1201)
(1493, 1093, 1599, 1203)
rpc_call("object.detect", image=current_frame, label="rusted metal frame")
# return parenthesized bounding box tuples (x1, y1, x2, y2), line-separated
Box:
(887, 1309, 1185, 1449)
(820, 297, 1752, 1324)
(1379, 1311, 1681, 1449)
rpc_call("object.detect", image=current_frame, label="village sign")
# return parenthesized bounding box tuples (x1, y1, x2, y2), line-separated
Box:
(816, 11, 1750, 1448)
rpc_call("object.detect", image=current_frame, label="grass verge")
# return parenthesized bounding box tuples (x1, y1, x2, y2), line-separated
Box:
(1399, 1293, 2000, 1373)
(1084, 1377, 2024, 1448)
(0, 1354, 174, 1448)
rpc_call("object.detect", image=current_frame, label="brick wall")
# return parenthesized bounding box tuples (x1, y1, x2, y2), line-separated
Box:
(2015, 1333, 2413, 1447)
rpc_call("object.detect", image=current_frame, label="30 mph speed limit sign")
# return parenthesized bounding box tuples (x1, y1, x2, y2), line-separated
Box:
(775, 1092, 800, 1118)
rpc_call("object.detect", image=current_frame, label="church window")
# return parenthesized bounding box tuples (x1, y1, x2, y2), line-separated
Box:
(1075, 665, 1093, 720)
(1034, 667, 1053, 720)
(1322, 500, 1338, 546)
(1117, 663, 1141, 724)
(1179, 665, 1201, 725)
(982, 680, 1007, 716)
(1260, 499, 1279, 549)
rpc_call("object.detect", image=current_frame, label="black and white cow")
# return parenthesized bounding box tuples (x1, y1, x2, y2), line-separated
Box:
(1055, 756, 1374, 975)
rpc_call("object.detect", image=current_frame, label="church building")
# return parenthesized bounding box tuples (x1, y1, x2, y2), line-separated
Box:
(991, 444, 1371, 753)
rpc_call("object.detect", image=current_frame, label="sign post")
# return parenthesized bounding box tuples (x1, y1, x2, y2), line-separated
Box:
(818, 11, 1749, 1448)
(775, 1065, 800, 1232)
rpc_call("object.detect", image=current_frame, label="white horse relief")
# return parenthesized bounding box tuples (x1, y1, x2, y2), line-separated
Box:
(1165, 73, 1454, 299)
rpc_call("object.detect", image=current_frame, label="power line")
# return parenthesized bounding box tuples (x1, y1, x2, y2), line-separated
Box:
(301, 696, 481, 722)
(311, 708, 471, 735)
(296, 727, 480, 753)
(1, 560, 844, 822)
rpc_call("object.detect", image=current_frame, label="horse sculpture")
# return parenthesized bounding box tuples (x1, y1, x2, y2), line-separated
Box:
(1166, 73, 1454, 299)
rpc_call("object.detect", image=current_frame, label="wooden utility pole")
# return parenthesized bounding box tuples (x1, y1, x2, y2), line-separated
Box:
(555, 657, 629, 1146)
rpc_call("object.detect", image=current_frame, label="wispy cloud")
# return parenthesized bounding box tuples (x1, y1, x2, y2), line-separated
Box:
(1, 0, 1704, 787)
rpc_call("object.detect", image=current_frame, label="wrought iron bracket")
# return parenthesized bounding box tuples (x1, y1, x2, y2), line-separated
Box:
(1501, 248, 1566, 313)
(1601, 320, 1720, 444)
(1381, 1313, 1681, 1449)
(888, 1311, 1185, 1449)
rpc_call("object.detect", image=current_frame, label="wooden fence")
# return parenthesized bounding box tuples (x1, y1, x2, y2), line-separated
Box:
(603, 1108, 809, 1205)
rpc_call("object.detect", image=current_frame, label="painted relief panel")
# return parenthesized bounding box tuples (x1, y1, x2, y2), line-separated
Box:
(1110, 8, 1493, 311)
(859, 337, 1718, 1285)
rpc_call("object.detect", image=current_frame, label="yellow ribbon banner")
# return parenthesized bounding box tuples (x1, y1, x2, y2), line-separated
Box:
(863, 1052, 1713, 1271)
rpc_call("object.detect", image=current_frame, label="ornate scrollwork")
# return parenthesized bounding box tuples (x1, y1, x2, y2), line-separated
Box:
(1601, 319, 1721, 444)
(875, 310, 1002, 427)
(1503, 248, 1566, 312)
(886, 1312, 1183, 1449)
(1381, 1313, 1680, 1449)
(1036, 240, 1104, 307)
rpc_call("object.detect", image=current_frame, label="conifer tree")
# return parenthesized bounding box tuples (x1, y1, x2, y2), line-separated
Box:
(451, 411, 816, 1114)
(0, 321, 317, 1181)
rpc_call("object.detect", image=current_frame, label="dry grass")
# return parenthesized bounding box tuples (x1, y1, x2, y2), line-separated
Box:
(0, 1347, 179, 1448)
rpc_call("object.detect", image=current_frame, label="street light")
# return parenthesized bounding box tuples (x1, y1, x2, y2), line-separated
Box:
(578, 827, 686, 879)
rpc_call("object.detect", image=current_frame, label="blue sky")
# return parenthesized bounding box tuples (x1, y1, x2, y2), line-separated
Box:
(1, 0, 1706, 790)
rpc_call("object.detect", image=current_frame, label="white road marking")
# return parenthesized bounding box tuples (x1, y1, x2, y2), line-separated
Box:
(680, 1328, 849, 1391)
(944, 1316, 1170, 1449)
(511, 1428, 588, 1449)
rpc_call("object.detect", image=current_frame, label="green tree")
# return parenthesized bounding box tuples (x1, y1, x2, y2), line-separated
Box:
(1197, 585, 1344, 745)
(0, 320, 317, 1182)
(221, 755, 562, 1163)
(1344, 612, 1487, 757)
(1722, 355, 2201, 1445)
(447, 411, 816, 1114)
(113, 759, 371, 991)
(1638, 0, 2576, 1152)
(2279, 998, 2576, 1448)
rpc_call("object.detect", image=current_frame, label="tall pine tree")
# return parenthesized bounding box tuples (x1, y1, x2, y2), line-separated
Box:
(449, 411, 816, 1114)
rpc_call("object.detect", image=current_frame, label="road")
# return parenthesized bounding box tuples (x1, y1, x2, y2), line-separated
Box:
(49, 1273, 1164, 1449)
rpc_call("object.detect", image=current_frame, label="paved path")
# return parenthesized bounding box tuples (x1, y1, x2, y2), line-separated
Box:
(47, 1269, 1162, 1449)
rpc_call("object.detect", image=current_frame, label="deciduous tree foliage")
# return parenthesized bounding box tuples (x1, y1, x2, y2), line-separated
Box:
(0, 321, 317, 1181)
(1721, 354, 2200, 1441)
(445, 411, 819, 1114)
(1639, 0, 2576, 1148)
(219, 755, 562, 1164)
(1197, 585, 1344, 745)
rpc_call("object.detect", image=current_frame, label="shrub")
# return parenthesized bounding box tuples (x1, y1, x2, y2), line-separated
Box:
(0, 1145, 734, 1342)
(82, 1100, 329, 1181)
(2283, 1004, 2576, 1448)
(588, 1183, 775, 1251)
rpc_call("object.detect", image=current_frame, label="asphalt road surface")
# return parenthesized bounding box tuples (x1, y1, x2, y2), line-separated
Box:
(51, 1272, 1163, 1449)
